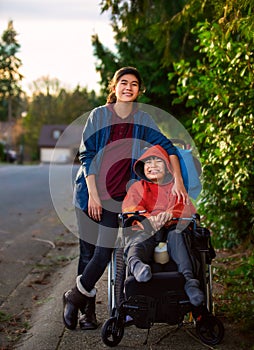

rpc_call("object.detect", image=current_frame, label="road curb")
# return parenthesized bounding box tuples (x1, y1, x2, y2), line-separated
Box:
(14, 253, 77, 350)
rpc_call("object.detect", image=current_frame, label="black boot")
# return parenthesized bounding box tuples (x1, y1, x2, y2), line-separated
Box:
(63, 286, 88, 330)
(79, 296, 98, 330)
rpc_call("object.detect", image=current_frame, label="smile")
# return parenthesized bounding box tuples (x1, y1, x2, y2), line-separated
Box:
(148, 170, 160, 174)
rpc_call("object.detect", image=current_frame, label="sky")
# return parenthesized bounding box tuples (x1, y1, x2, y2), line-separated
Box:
(0, 0, 115, 94)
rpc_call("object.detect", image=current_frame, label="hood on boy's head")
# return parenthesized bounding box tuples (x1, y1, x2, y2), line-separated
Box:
(134, 145, 173, 183)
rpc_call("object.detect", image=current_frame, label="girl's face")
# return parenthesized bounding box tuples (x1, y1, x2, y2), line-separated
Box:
(144, 157, 166, 184)
(114, 74, 140, 102)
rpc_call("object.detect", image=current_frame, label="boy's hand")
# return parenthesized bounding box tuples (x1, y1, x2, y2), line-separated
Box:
(148, 216, 162, 231)
(148, 212, 172, 231)
(157, 212, 172, 224)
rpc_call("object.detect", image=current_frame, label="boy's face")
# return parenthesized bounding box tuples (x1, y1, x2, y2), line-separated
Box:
(144, 156, 166, 184)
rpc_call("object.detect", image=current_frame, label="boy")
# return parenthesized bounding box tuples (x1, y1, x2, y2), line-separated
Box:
(122, 145, 204, 307)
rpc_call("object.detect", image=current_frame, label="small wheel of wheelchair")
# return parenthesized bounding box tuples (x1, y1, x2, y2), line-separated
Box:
(196, 314, 224, 346)
(101, 317, 124, 347)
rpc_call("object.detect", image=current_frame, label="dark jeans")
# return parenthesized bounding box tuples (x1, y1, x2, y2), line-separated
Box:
(75, 198, 123, 292)
(126, 227, 194, 281)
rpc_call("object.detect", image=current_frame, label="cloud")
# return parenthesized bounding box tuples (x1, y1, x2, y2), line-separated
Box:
(0, 0, 115, 93)
(0, 0, 108, 22)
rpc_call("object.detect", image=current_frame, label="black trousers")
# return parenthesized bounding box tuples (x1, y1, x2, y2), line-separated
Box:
(75, 197, 123, 292)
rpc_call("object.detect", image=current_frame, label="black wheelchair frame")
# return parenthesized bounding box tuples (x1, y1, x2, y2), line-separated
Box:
(102, 212, 224, 347)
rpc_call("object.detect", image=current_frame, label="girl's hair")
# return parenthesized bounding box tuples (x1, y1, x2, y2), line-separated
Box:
(106, 66, 145, 104)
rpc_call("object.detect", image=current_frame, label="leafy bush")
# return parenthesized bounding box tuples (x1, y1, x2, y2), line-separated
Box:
(169, 21, 254, 248)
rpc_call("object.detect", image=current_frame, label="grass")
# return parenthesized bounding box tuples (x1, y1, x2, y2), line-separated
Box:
(0, 310, 31, 346)
(213, 246, 254, 333)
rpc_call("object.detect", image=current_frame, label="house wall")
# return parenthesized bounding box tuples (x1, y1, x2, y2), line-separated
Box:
(40, 147, 71, 163)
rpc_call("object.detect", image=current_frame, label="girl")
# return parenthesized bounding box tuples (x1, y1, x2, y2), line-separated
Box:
(63, 66, 188, 330)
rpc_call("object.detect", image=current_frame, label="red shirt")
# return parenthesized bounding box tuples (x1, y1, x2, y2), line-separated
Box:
(96, 105, 134, 200)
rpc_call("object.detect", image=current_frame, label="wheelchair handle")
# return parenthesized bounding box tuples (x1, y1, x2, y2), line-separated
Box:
(120, 212, 207, 239)
(172, 217, 211, 239)
(119, 210, 146, 221)
(119, 210, 155, 233)
(123, 215, 154, 233)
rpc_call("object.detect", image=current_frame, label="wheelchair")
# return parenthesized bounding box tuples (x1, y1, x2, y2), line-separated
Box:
(101, 211, 224, 347)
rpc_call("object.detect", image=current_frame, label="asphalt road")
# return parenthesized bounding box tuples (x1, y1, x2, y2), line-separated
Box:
(0, 164, 53, 233)
(0, 164, 78, 305)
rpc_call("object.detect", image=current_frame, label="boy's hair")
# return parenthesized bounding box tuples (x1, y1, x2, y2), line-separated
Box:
(143, 156, 164, 163)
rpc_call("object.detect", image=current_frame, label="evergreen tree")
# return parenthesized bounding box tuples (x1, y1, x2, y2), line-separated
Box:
(92, 0, 217, 118)
(0, 20, 23, 122)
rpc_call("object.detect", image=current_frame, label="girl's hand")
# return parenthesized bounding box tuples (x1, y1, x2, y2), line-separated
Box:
(86, 174, 102, 221)
(168, 155, 189, 204)
(88, 194, 102, 221)
(172, 179, 189, 204)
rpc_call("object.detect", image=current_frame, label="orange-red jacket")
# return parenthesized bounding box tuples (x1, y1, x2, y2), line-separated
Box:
(122, 145, 196, 226)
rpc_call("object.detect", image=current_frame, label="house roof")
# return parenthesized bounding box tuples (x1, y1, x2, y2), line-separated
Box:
(38, 124, 84, 148)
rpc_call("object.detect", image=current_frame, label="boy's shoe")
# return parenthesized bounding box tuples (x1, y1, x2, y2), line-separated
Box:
(184, 279, 204, 307)
(132, 260, 152, 282)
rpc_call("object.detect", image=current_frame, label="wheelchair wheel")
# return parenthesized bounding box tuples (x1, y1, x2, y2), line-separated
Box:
(196, 314, 224, 346)
(101, 317, 124, 347)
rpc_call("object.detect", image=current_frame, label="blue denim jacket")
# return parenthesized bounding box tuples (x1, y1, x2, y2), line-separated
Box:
(73, 105, 179, 211)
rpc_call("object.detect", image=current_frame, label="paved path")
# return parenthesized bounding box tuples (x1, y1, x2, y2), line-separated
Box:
(13, 251, 251, 350)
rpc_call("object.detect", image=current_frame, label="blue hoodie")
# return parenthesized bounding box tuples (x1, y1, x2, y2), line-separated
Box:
(73, 105, 179, 211)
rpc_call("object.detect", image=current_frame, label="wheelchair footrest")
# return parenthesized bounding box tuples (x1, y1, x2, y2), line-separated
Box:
(122, 272, 192, 327)
(124, 272, 186, 298)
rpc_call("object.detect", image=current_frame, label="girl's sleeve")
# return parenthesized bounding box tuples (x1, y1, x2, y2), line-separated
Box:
(78, 109, 99, 177)
(143, 114, 178, 156)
